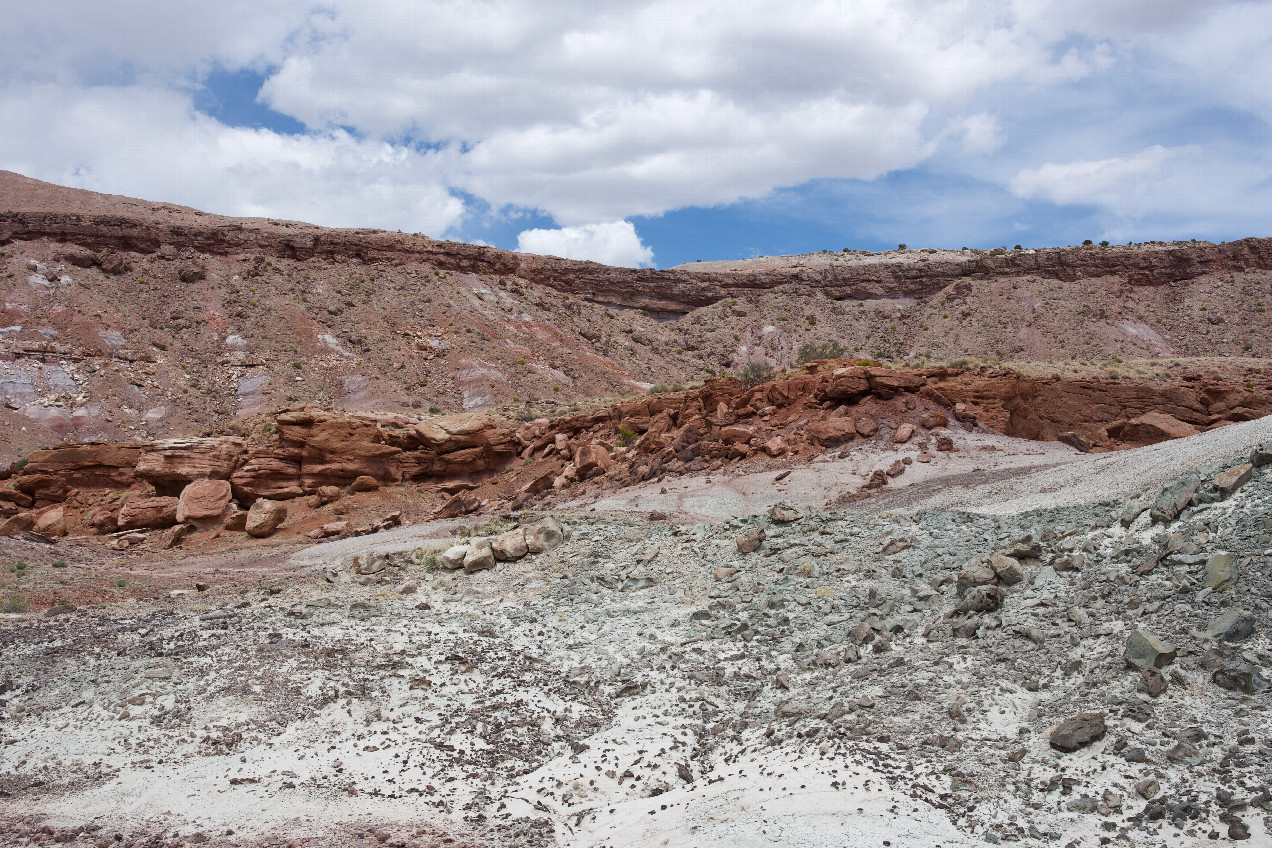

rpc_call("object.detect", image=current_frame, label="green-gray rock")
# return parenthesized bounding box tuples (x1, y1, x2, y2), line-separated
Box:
(1124, 628, 1177, 670)
(1204, 552, 1235, 590)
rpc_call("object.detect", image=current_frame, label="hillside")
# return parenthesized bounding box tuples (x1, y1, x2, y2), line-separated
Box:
(3, 170, 1272, 460)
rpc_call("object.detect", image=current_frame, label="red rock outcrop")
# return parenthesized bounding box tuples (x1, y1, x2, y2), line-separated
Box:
(136, 438, 245, 496)
(3, 362, 1270, 533)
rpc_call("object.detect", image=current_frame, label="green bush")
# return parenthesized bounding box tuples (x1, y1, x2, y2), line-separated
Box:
(617, 428, 639, 447)
(2, 595, 29, 614)
(796, 340, 846, 365)
(737, 362, 773, 388)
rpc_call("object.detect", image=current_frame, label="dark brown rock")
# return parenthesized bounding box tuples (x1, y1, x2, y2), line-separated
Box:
(1049, 712, 1106, 752)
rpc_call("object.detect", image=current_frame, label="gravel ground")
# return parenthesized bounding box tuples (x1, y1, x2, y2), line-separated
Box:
(1, 427, 1270, 847)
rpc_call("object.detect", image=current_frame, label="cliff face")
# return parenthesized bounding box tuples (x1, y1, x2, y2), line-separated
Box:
(6, 170, 1272, 311)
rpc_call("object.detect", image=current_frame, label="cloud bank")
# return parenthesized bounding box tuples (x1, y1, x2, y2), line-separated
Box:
(2, 1, 1271, 262)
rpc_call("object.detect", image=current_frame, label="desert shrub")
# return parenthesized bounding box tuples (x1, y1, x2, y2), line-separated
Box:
(897, 243, 907, 250)
(796, 340, 846, 365)
(737, 362, 773, 388)
(428, 406, 442, 414)
(617, 428, 638, 446)
(2, 595, 29, 614)
(948, 358, 971, 369)
(646, 384, 668, 395)
(1082, 239, 1094, 245)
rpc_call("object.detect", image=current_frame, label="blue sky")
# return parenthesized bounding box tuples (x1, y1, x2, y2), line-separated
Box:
(3, 2, 1271, 268)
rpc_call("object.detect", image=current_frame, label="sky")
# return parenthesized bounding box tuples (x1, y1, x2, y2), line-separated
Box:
(2, 1, 1271, 269)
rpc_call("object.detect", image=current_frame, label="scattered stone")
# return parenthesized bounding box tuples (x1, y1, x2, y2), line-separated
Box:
(736, 526, 766, 554)
(1049, 712, 1107, 752)
(892, 423, 915, 444)
(1204, 608, 1256, 642)
(956, 560, 998, 595)
(158, 523, 194, 550)
(1212, 661, 1271, 694)
(351, 475, 380, 492)
(1135, 779, 1160, 800)
(223, 510, 248, 532)
(315, 485, 341, 505)
(989, 553, 1024, 586)
(1124, 628, 1177, 670)
(1140, 667, 1167, 698)
(1204, 552, 1235, 590)
(1150, 473, 1201, 523)
(245, 499, 287, 538)
(854, 417, 878, 437)
(1213, 462, 1253, 494)
(935, 435, 955, 452)
(957, 585, 1003, 614)
(1166, 741, 1204, 766)
(768, 502, 804, 523)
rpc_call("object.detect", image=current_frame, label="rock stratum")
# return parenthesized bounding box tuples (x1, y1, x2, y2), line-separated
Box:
(3, 362, 1270, 539)
(4, 170, 1272, 460)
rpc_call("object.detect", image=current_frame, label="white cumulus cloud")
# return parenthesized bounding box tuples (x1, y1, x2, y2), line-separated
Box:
(517, 221, 654, 267)
(1008, 145, 1192, 208)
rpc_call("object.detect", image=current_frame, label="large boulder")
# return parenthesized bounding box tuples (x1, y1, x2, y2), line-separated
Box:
(440, 545, 468, 570)
(351, 475, 381, 492)
(524, 517, 566, 553)
(807, 417, 857, 445)
(1115, 412, 1198, 446)
(32, 505, 67, 537)
(819, 367, 871, 402)
(245, 499, 287, 538)
(463, 538, 496, 572)
(0, 512, 36, 536)
(135, 437, 245, 496)
(117, 496, 180, 530)
(491, 528, 529, 560)
(573, 445, 611, 480)
(176, 479, 232, 525)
